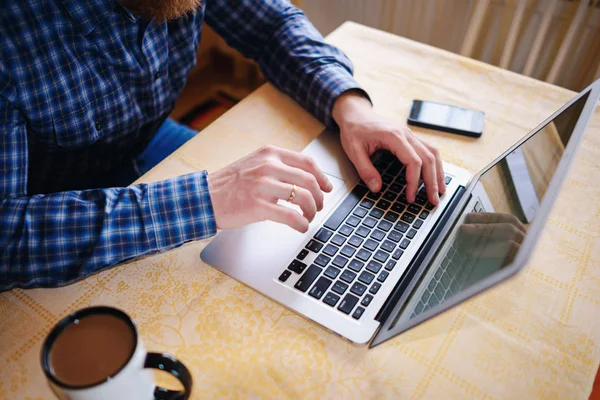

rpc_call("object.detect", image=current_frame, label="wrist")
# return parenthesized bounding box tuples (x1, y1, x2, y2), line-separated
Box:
(332, 90, 372, 130)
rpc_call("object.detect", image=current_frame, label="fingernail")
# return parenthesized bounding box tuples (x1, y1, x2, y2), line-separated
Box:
(326, 181, 333, 191)
(368, 178, 379, 192)
(435, 193, 440, 204)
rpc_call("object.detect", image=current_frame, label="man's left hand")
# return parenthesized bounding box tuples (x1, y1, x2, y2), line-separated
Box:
(332, 91, 446, 205)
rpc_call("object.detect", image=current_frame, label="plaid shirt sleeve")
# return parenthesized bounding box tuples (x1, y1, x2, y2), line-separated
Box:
(205, 0, 369, 129)
(0, 97, 216, 292)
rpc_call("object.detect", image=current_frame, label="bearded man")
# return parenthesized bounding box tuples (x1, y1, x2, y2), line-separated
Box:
(0, 0, 445, 291)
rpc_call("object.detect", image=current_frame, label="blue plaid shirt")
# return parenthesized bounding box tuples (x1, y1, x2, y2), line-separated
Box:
(0, 0, 363, 291)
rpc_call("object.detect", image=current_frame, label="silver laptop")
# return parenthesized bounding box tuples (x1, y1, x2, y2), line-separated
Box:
(201, 78, 600, 347)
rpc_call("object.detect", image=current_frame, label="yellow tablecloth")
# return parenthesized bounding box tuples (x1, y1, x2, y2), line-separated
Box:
(2, 22, 600, 399)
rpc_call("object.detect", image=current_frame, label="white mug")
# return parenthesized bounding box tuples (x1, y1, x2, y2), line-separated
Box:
(41, 306, 192, 400)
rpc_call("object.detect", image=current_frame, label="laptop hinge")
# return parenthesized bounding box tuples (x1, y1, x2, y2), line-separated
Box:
(375, 186, 467, 323)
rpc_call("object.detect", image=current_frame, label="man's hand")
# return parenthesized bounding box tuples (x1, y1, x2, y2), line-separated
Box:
(332, 92, 446, 205)
(207, 145, 333, 233)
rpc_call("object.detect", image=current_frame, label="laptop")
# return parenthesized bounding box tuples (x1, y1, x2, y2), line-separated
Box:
(201, 78, 600, 347)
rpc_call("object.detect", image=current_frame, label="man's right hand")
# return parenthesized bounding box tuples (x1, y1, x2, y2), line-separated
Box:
(207, 145, 333, 233)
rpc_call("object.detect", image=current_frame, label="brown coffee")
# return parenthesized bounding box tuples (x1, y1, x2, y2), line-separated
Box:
(49, 313, 136, 386)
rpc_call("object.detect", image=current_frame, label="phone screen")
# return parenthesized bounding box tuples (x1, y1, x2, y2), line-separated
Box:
(409, 100, 484, 136)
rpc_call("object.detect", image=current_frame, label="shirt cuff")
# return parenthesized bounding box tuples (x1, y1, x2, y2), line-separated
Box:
(146, 171, 217, 249)
(307, 64, 372, 130)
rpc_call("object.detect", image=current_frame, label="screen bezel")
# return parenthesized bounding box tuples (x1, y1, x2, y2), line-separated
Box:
(371, 79, 600, 347)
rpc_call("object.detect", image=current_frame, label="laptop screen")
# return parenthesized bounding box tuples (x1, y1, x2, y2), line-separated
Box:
(391, 90, 590, 327)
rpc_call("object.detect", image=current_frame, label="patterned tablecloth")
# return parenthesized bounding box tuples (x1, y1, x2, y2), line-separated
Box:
(2, 22, 600, 400)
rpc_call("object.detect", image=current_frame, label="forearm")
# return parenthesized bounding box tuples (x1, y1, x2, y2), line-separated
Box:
(0, 172, 216, 291)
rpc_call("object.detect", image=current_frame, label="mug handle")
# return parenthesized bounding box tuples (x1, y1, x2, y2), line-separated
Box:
(144, 352, 193, 400)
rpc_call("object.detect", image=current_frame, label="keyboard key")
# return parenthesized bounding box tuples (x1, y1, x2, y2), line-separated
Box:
(309, 277, 332, 299)
(338, 294, 359, 314)
(352, 307, 365, 320)
(413, 219, 423, 229)
(353, 207, 368, 218)
(378, 220, 392, 232)
(314, 228, 333, 243)
(363, 239, 378, 251)
(323, 244, 339, 257)
(339, 225, 354, 237)
(332, 255, 349, 268)
(297, 249, 309, 260)
(360, 199, 374, 209)
(382, 174, 394, 184)
(391, 202, 405, 214)
(314, 254, 331, 267)
(340, 245, 356, 258)
(324, 185, 369, 231)
(331, 234, 346, 246)
(369, 208, 384, 219)
(346, 215, 361, 227)
(305, 240, 323, 253)
(388, 162, 402, 175)
(348, 259, 364, 272)
(383, 191, 397, 201)
(374, 250, 389, 263)
(399, 238, 411, 250)
(369, 282, 381, 294)
(366, 260, 382, 274)
(356, 249, 372, 261)
(370, 229, 386, 242)
(376, 199, 391, 210)
(407, 204, 421, 214)
(400, 213, 416, 224)
(385, 260, 396, 271)
(384, 211, 399, 222)
(350, 282, 367, 296)
(356, 226, 370, 238)
(392, 249, 404, 260)
(348, 235, 364, 247)
(397, 192, 408, 204)
(294, 265, 322, 292)
(358, 271, 375, 285)
(394, 221, 409, 233)
(361, 294, 374, 307)
(415, 195, 427, 206)
(279, 270, 291, 282)
(425, 203, 435, 211)
(387, 230, 402, 243)
(445, 176, 452, 184)
(324, 266, 341, 280)
(323, 292, 340, 307)
(389, 183, 403, 193)
(380, 240, 395, 253)
(332, 280, 349, 295)
(340, 270, 357, 283)
(420, 211, 430, 220)
(288, 260, 307, 274)
(366, 191, 381, 201)
(377, 271, 389, 282)
(363, 217, 377, 228)
(407, 229, 417, 239)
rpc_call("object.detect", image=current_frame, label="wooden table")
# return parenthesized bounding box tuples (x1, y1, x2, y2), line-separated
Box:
(2, 22, 600, 399)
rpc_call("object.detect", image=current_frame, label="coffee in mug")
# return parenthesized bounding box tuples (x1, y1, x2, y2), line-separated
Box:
(41, 306, 192, 400)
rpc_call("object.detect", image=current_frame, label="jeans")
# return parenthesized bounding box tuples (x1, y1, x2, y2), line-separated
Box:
(114, 118, 198, 187)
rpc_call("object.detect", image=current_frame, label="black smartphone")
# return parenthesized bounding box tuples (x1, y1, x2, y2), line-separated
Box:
(407, 100, 484, 138)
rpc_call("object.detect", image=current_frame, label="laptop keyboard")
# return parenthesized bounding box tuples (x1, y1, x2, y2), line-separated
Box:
(412, 200, 485, 316)
(277, 153, 452, 320)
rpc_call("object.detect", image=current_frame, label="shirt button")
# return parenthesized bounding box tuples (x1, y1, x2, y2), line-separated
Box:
(154, 71, 161, 80)
(95, 121, 102, 131)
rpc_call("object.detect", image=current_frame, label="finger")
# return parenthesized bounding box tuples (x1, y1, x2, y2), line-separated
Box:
(422, 140, 446, 195)
(460, 222, 526, 243)
(260, 201, 310, 233)
(465, 213, 527, 233)
(271, 147, 333, 193)
(265, 180, 318, 222)
(407, 136, 439, 204)
(345, 143, 381, 192)
(381, 131, 422, 203)
(268, 162, 325, 211)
